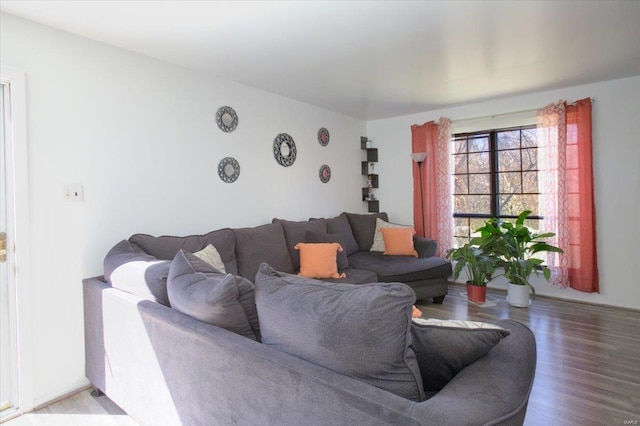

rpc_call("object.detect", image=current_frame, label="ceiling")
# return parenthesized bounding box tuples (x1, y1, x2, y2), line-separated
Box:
(2, 1, 640, 120)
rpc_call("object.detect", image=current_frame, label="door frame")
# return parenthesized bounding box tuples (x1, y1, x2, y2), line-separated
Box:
(1, 66, 34, 418)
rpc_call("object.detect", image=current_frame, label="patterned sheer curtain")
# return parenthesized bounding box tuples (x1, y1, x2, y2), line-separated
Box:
(411, 118, 453, 257)
(537, 98, 599, 293)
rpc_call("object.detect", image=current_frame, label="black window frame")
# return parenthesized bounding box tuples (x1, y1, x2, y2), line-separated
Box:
(452, 125, 542, 245)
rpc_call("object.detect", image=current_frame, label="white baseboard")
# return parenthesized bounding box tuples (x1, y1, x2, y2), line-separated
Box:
(32, 378, 90, 411)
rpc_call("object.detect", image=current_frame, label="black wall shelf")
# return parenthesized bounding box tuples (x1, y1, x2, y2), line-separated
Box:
(360, 136, 379, 213)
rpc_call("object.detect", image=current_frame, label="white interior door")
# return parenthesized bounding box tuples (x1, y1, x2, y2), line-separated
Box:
(0, 80, 18, 417)
(0, 67, 32, 419)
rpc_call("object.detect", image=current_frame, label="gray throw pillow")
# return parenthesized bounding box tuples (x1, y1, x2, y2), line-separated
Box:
(255, 264, 425, 401)
(305, 231, 349, 269)
(167, 250, 261, 341)
(104, 240, 171, 306)
(411, 318, 510, 391)
(322, 214, 360, 256)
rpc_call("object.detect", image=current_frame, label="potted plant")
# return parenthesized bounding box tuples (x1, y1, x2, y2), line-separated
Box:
(477, 210, 564, 307)
(446, 239, 498, 303)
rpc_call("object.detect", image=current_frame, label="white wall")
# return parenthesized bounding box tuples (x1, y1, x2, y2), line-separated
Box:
(367, 75, 640, 311)
(0, 13, 367, 406)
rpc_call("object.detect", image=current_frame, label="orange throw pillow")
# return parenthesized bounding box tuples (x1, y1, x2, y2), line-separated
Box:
(412, 305, 422, 318)
(381, 227, 418, 257)
(294, 243, 346, 279)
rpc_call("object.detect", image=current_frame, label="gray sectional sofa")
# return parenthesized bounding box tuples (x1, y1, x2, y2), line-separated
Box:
(84, 212, 537, 425)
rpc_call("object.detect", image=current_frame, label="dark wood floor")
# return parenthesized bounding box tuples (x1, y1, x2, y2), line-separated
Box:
(4, 284, 639, 426)
(416, 284, 640, 426)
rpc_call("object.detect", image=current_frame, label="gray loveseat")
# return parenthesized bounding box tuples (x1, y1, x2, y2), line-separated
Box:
(84, 212, 537, 425)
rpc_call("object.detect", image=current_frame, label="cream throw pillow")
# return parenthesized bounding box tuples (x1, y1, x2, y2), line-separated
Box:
(370, 218, 413, 252)
(193, 244, 226, 273)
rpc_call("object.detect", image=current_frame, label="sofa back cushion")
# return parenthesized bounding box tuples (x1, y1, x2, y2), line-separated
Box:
(344, 212, 389, 251)
(272, 218, 326, 271)
(254, 264, 425, 402)
(129, 228, 238, 275)
(233, 223, 295, 281)
(104, 240, 172, 306)
(167, 250, 260, 341)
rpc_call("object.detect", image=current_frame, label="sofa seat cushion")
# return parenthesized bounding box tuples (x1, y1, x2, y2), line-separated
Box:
(348, 251, 452, 282)
(234, 223, 295, 281)
(104, 240, 172, 306)
(254, 264, 425, 402)
(322, 268, 377, 284)
(167, 250, 261, 341)
(129, 228, 238, 275)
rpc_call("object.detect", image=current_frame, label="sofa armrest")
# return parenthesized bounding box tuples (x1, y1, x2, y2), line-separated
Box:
(413, 236, 437, 258)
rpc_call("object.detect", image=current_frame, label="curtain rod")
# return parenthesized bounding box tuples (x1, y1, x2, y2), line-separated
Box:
(451, 98, 594, 124)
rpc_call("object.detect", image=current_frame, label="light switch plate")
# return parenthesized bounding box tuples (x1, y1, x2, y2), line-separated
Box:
(63, 184, 84, 202)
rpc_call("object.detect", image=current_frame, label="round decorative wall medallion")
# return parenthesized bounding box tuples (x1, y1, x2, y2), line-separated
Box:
(216, 106, 238, 133)
(319, 164, 331, 183)
(273, 133, 297, 167)
(317, 128, 330, 146)
(217, 157, 240, 183)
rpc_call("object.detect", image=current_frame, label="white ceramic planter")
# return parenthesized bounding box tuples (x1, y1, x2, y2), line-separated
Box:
(507, 283, 531, 307)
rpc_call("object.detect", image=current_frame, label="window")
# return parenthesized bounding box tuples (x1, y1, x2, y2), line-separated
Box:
(452, 125, 541, 247)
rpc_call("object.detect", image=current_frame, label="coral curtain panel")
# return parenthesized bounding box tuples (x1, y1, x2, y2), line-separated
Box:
(537, 98, 599, 293)
(411, 118, 452, 257)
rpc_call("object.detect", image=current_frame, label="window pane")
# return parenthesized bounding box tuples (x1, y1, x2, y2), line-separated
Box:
(453, 138, 467, 154)
(523, 219, 541, 232)
(469, 174, 491, 194)
(522, 128, 537, 148)
(454, 236, 468, 248)
(470, 218, 487, 236)
(523, 171, 538, 193)
(499, 194, 539, 216)
(497, 149, 521, 172)
(454, 175, 468, 194)
(468, 152, 490, 173)
(497, 130, 520, 150)
(498, 172, 522, 194)
(454, 154, 467, 174)
(469, 136, 489, 152)
(454, 217, 470, 238)
(521, 148, 538, 171)
(455, 195, 491, 215)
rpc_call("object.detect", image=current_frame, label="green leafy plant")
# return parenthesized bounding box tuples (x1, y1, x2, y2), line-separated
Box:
(476, 210, 564, 297)
(446, 238, 498, 287)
